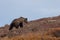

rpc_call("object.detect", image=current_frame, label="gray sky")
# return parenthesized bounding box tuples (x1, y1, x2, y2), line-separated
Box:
(0, 0, 60, 26)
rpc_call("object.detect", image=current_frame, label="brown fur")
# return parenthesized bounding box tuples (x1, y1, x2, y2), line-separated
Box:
(9, 17, 28, 30)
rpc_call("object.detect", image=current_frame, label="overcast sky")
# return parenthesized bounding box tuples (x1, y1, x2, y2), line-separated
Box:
(0, 0, 60, 26)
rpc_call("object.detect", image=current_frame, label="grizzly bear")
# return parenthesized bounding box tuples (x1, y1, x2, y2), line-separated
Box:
(9, 17, 28, 30)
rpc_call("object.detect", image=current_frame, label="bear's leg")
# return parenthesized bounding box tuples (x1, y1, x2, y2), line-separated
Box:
(9, 24, 14, 30)
(15, 25, 19, 29)
(19, 22, 23, 28)
(9, 26, 13, 30)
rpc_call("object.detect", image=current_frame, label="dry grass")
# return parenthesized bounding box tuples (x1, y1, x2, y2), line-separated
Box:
(11, 32, 41, 40)
(1, 28, 60, 40)
(0, 32, 41, 40)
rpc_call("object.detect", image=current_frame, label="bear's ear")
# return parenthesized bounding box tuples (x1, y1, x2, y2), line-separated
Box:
(24, 18, 28, 23)
(25, 18, 27, 21)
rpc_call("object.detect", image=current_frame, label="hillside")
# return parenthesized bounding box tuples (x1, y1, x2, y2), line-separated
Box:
(0, 16, 60, 40)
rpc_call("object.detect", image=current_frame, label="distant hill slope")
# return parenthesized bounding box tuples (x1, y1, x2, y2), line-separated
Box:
(0, 15, 60, 40)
